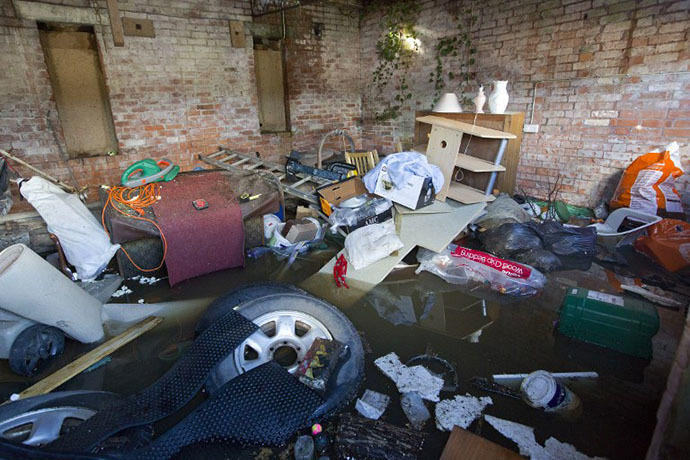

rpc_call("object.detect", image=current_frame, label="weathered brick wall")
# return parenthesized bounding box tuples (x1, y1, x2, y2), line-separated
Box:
(0, 0, 362, 211)
(360, 0, 690, 210)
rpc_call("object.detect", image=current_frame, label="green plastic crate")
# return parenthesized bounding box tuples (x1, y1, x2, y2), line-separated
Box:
(557, 288, 659, 359)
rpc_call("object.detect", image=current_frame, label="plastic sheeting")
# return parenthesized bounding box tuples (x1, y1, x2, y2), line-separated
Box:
(20, 177, 119, 280)
(363, 152, 444, 194)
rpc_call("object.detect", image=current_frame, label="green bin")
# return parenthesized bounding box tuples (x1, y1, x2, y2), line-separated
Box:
(557, 288, 659, 359)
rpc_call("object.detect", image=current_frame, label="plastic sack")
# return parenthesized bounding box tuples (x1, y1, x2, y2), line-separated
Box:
(416, 245, 546, 297)
(479, 223, 543, 257)
(533, 221, 597, 257)
(345, 219, 403, 270)
(329, 196, 392, 230)
(362, 151, 444, 194)
(269, 217, 324, 257)
(19, 177, 119, 280)
(610, 142, 684, 215)
(474, 194, 531, 230)
(634, 219, 690, 272)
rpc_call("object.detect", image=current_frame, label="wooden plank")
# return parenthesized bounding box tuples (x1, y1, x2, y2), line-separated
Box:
(105, 0, 124, 47)
(255, 48, 287, 132)
(14, 1, 101, 24)
(425, 125, 463, 201)
(417, 115, 517, 139)
(229, 20, 246, 48)
(447, 182, 496, 204)
(12, 316, 163, 401)
(440, 426, 521, 460)
(455, 154, 506, 172)
(122, 17, 155, 38)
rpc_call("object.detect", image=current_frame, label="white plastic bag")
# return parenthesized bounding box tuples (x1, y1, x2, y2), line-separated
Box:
(19, 177, 119, 280)
(416, 245, 546, 297)
(345, 220, 403, 270)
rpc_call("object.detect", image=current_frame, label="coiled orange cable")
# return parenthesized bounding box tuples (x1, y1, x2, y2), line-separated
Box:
(101, 183, 168, 272)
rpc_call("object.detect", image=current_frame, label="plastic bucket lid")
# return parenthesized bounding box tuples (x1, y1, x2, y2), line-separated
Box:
(520, 370, 558, 408)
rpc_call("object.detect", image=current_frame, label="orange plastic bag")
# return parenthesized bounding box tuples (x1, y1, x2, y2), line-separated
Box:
(610, 150, 684, 215)
(634, 219, 690, 272)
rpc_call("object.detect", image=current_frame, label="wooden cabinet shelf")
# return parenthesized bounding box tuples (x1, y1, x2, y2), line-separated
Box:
(447, 183, 496, 204)
(455, 154, 506, 172)
(414, 112, 525, 197)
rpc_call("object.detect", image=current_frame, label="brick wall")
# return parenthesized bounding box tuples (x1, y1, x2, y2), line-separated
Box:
(0, 0, 362, 211)
(360, 0, 690, 210)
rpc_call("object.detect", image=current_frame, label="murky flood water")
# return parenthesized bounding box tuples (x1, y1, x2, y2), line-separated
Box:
(0, 243, 682, 459)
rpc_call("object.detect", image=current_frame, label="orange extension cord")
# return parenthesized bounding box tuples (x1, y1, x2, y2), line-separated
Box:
(101, 183, 168, 272)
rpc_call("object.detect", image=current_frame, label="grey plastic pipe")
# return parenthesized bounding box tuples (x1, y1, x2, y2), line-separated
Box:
(317, 129, 356, 169)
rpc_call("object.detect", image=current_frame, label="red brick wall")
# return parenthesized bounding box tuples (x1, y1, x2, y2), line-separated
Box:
(0, 0, 362, 211)
(360, 0, 690, 210)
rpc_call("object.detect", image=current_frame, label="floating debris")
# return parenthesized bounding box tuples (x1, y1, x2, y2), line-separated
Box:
(374, 352, 444, 402)
(355, 390, 390, 420)
(130, 275, 163, 285)
(401, 392, 430, 430)
(435, 394, 493, 431)
(484, 415, 608, 459)
(111, 285, 133, 298)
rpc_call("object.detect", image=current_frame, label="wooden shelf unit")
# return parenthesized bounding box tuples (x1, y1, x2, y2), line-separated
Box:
(416, 115, 516, 203)
(414, 111, 525, 196)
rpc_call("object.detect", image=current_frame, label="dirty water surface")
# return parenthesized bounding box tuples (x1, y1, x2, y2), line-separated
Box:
(0, 245, 682, 460)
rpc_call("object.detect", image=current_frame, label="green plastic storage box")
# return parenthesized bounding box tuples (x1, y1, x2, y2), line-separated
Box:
(557, 288, 659, 359)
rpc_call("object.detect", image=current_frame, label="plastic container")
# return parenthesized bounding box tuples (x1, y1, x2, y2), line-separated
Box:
(0, 244, 104, 343)
(520, 370, 581, 416)
(558, 287, 659, 359)
(263, 214, 281, 240)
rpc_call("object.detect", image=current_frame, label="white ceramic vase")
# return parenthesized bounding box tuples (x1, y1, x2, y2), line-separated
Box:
(473, 85, 486, 113)
(488, 80, 509, 114)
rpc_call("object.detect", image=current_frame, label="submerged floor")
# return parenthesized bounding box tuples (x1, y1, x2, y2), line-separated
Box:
(0, 243, 684, 459)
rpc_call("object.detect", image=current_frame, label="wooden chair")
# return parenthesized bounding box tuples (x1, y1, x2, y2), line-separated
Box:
(345, 150, 379, 175)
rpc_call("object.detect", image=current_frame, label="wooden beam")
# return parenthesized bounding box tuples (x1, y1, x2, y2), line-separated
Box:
(11, 316, 163, 401)
(105, 0, 124, 47)
(229, 20, 246, 48)
(14, 1, 101, 25)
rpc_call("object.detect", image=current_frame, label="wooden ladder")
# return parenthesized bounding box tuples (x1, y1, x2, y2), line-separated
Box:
(199, 148, 335, 205)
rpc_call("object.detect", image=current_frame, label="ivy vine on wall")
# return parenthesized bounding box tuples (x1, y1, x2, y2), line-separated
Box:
(370, 0, 421, 122)
(429, 9, 478, 106)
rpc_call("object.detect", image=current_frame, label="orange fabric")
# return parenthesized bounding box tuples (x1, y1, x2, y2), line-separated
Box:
(609, 150, 683, 214)
(634, 219, 690, 272)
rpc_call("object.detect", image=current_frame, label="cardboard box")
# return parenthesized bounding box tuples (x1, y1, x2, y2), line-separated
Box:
(317, 177, 369, 216)
(282, 218, 319, 243)
(316, 177, 393, 232)
(373, 165, 435, 210)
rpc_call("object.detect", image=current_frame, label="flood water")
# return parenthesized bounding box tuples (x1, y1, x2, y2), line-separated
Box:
(0, 242, 683, 459)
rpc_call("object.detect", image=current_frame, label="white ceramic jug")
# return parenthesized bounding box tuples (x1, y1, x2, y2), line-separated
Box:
(488, 80, 509, 114)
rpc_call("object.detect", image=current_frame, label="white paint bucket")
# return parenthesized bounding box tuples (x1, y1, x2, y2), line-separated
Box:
(0, 244, 104, 343)
(520, 370, 582, 415)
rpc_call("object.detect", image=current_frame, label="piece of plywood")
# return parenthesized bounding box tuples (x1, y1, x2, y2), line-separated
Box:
(105, 0, 124, 46)
(425, 125, 464, 201)
(229, 20, 246, 48)
(122, 17, 155, 38)
(440, 426, 522, 460)
(12, 317, 163, 401)
(447, 182, 496, 204)
(455, 154, 506, 172)
(417, 116, 517, 139)
(39, 28, 119, 157)
(300, 202, 486, 308)
(254, 48, 287, 132)
(394, 200, 452, 215)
